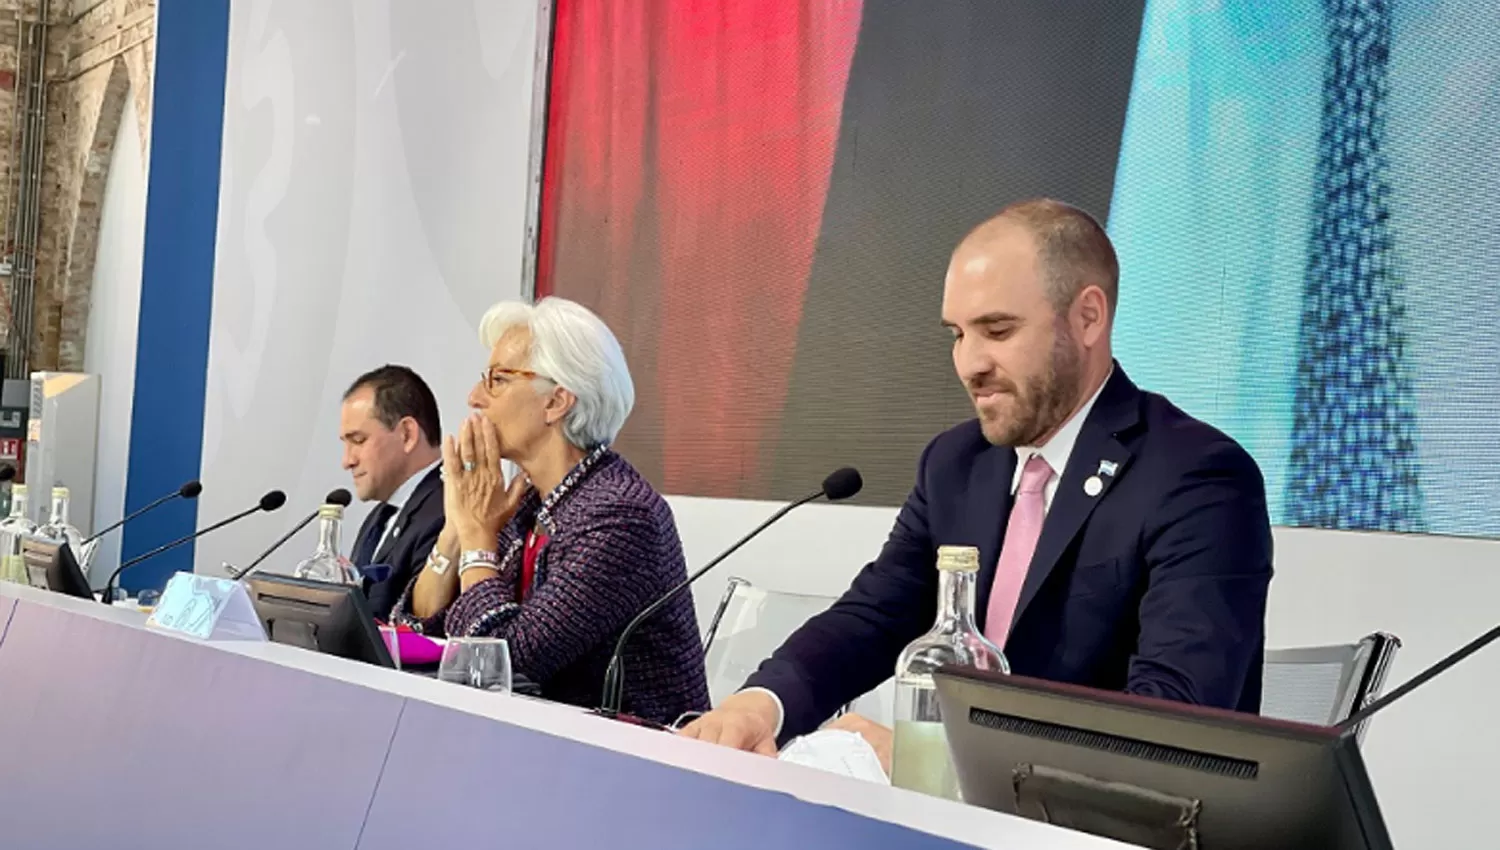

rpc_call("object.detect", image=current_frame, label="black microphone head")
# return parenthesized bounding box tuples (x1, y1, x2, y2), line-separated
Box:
(259, 490, 288, 512)
(325, 488, 352, 507)
(821, 467, 863, 501)
(179, 480, 203, 498)
(0, 466, 15, 482)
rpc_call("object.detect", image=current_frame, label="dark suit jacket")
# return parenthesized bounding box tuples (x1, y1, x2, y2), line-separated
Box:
(746, 366, 1274, 741)
(357, 467, 444, 621)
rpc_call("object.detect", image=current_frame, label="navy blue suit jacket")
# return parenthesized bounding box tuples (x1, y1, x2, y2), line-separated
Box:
(358, 467, 444, 622)
(745, 366, 1273, 741)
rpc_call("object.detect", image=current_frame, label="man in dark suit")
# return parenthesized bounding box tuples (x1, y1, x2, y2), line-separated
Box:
(339, 365, 445, 621)
(682, 199, 1273, 760)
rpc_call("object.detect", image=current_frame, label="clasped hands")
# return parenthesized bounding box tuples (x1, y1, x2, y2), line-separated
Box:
(441, 413, 529, 558)
(678, 691, 894, 776)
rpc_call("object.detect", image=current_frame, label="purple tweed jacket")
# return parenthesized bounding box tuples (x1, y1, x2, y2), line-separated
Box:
(397, 447, 709, 725)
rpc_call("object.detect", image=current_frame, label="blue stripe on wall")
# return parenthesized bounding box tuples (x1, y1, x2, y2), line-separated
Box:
(119, 0, 230, 593)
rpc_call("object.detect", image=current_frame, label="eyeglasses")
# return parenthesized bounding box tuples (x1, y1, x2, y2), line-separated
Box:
(480, 366, 543, 395)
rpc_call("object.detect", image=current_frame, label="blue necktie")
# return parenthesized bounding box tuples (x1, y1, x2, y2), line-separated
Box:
(352, 503, 397, 568)
(1286, 0, 1423, 533)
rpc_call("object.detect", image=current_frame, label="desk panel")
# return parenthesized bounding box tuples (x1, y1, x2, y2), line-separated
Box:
(360, 697, 966, 850)
(0, 594, 14, 642)
(0, 584, 1124, 849)
(0, 595, 403, 850)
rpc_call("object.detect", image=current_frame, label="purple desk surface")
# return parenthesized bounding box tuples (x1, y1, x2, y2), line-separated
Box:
(359, 698, 962, 850)
(0, 595, 404, 850)
(0, 593, 15, 642)
(0, 583, 1124, 850)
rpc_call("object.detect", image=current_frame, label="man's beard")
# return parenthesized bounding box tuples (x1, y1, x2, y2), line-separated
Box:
(976, 326, 1084, 447)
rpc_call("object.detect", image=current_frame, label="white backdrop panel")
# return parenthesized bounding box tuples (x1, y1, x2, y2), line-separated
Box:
(199, 0, 538, 573)
(83, 83, 148, 583)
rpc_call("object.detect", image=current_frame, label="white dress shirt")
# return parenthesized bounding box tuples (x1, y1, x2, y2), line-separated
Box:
(371, 459, 441, 555)
(746, 369, 1114, 737)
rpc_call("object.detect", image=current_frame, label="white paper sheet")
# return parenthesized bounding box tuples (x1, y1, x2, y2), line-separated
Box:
(778, 730, 891, 785)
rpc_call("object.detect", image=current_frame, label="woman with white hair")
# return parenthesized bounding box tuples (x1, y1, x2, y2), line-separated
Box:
(393, 297, 709, 724)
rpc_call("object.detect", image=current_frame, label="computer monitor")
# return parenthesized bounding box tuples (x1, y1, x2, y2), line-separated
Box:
(932, 667, 1393, 850)
(244, 573, 393, 668)
(21, 538, 93, 600)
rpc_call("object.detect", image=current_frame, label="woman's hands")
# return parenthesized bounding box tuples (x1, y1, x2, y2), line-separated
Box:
(443, 413, 529, 551)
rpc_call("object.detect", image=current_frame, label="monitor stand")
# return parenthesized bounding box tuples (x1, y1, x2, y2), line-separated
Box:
(1012, 763, 1201, 850)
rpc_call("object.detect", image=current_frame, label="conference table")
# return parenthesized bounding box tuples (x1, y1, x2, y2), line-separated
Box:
(0, 582, 1126, 849)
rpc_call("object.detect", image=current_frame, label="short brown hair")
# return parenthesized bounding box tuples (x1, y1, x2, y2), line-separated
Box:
(972, 198, 1120, 316)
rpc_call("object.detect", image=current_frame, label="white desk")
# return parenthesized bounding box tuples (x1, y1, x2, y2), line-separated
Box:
(0, 582, 1126, 849)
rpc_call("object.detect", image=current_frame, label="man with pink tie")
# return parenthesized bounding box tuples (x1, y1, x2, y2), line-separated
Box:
(681, 198, 1273, 760)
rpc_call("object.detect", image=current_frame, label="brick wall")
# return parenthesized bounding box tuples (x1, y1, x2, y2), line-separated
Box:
(0, 0, 155, 373)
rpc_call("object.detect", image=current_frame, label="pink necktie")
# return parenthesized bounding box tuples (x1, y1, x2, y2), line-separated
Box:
(984, 454, 1054, 649)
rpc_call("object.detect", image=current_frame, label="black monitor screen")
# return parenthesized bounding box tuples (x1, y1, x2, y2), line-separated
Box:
(21, 539, 93, 600)
(932, 667, 1392, 850)
(244, 573, 392, 669)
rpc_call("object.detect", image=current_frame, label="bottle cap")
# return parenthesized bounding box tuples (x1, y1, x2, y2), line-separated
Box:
(52, 486, 69, 498)
(318, 503, 346, 519)
(936, 545, 981, 573)
(11, 483, 25, 496)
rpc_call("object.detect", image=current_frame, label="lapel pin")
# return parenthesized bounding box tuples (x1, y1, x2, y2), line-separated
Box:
(391, 525, 401, 539)
(1098, 460, 1118, 477)
(1084, 475, 1104, 497)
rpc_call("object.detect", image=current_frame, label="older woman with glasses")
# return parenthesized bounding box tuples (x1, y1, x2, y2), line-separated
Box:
(393, 297, 709, 725)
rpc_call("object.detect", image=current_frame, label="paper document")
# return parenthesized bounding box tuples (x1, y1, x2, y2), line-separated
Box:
(778, 730, 891, 785)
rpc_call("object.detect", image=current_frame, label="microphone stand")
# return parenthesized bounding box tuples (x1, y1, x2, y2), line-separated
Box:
(1338, 624, 1500, 731)
(97, 503, 266, 603)
(597, 487, 826, 716)
(227, 511, 319, 581)
(81, 490, 184, 545)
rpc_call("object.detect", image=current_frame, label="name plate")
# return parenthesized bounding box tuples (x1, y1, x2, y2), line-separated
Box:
(146, 572, 267, 642)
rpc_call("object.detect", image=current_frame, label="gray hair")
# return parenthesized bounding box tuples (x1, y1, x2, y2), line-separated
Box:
(478, 297, 635, 448)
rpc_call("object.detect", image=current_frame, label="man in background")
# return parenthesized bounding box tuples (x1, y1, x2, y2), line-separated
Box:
(340, 365, 444, 620)
(682, 199, 1273, 763)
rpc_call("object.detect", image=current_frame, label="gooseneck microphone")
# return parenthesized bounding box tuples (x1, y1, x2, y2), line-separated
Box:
(82, 480, 203, 545)
(228, 488, 352, 581)
(597, 467, 864, 717)
(97, 489, 287, 603)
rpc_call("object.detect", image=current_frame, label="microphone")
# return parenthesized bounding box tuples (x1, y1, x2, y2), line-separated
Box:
(597, 467, 863, 717)
(0, 466, 16, 482)
(228, 488, 352, 581)
(82, 479, 202, 544)
(97, 489, 287, 602)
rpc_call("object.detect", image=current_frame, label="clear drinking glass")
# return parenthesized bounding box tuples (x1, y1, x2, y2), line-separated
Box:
(379, 624, 402, 671)
(437, 638, 512, 692)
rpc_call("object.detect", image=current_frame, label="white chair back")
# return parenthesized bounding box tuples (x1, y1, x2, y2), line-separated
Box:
(1261, 632, 1400, 742)
(701, 577, 838, 707)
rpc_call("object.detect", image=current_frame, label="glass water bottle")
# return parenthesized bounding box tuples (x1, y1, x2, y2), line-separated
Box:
(891, 545, 1010, 800)
(293, 503, 359, 584)
(0, 484, 37, 584)
(35, 486, 84, 557)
